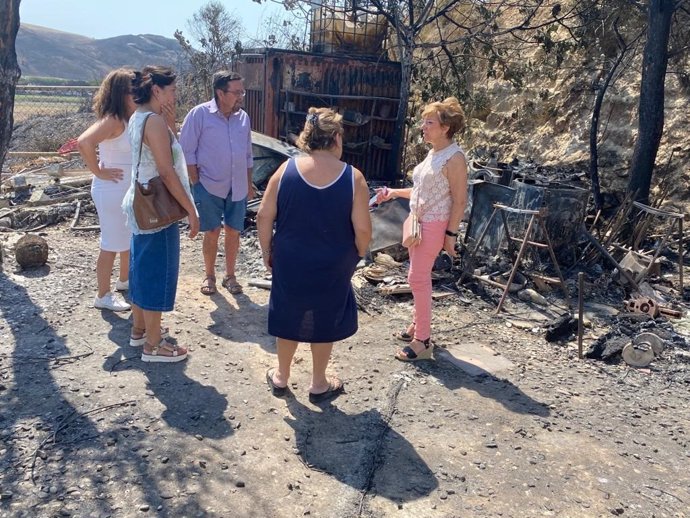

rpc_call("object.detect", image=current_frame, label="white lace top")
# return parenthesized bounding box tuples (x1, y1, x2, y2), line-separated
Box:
(409, 142, 466, 222)
(122, 110, 196, 235)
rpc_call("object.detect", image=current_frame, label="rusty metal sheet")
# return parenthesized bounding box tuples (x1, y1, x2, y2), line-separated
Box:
(465, 182, 516, 255)
(370, 198, 409, 252)
(236, 48, 402, 182)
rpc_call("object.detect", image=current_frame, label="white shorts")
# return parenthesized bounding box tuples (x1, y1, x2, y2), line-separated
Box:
(91, 187, 131, 252)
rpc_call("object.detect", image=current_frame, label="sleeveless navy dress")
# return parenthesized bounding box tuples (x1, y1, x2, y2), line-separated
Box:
(268, 158, 360, 343)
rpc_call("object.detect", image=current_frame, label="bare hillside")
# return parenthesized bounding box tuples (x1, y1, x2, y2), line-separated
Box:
(17, 24, 182, 81)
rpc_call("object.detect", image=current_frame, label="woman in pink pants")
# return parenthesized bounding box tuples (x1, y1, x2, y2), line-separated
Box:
(377, 97, 468, 361)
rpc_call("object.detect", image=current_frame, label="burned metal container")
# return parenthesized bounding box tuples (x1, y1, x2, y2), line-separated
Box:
(235, 48, 403, 182)
(464, 181, 516, 255)
(509, 179, 589, 254)
(370, 198, 410, 252)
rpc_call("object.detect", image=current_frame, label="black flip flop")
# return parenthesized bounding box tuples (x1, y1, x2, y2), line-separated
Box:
(308, 379, 344, 404)
(266, 368, 288, 397)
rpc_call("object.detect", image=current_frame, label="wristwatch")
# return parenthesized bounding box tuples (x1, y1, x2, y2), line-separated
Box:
(445, 229, 458, 237)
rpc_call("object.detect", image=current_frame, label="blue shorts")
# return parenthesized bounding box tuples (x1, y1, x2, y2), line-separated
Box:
(192, 182, 247, 232)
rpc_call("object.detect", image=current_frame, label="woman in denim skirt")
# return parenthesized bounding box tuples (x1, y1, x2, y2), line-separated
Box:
(122, 66, 199, 362)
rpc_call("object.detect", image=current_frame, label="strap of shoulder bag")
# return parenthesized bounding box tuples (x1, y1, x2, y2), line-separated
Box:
(134, 112, 154, 182)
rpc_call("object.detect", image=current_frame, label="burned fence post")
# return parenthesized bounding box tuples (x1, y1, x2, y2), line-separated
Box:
(578, 272, 584, 360)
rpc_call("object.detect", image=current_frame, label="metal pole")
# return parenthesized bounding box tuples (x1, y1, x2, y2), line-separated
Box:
(679, 217, 684, 293)
(578, 272, 584, 360)
(495, 214, 536, 314)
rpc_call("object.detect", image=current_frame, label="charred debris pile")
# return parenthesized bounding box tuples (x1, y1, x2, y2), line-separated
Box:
(362, 157, 690, 376)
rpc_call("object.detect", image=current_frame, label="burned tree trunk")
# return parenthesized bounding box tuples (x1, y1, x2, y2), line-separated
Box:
(393, 46, 412, 184)
(387, 2, 414, 186)
(590, 21, 641, 210)
(0, 0, 22, 175)
(590, 54, 624, 210)
(626, 0, 674, 204)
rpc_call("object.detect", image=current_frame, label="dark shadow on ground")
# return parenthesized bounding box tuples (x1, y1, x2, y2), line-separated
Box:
(0, 270, 225, 517)
(6, 262, 51, 278)
(208, 290, 274, 352)
(413, 351, 551, 417)
(284, 397, 438, 502)
(98, 308, 131, 349)
(0, 272, 120, 515)
(101, 311, 232, 440)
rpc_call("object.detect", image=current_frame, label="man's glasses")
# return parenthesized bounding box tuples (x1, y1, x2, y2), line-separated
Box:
(225, 89, 246, 97)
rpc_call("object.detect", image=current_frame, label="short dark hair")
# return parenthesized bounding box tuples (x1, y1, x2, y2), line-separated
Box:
(213, 70, 243, 99)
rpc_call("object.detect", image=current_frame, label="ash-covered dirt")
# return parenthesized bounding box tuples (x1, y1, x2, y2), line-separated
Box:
(1, 222, 689, 518)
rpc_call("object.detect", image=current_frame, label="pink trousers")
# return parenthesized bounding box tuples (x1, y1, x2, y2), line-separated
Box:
(407, 219, 447, 341)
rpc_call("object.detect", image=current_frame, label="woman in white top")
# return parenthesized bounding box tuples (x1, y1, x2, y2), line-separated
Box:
(123, 65, 199, 363)
(78, 68, 137, 312)
(377, 97, 468, 361)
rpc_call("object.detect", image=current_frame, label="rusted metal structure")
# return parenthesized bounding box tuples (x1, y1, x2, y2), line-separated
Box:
(310, 1, 389, 57)
(234, 0, 403, 181)
(235, 49, 403, 182)
(235, 1, 403, 181)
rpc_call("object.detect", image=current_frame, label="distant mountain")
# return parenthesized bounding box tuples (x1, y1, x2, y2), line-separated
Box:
(16, 24, 183, 82)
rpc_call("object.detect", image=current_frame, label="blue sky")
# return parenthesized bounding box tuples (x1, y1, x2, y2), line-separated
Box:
(20, 0, 287, 41)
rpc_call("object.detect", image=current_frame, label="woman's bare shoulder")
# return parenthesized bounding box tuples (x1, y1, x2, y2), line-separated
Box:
(447, 151, 467, 169)
(100, 115, 126, 137)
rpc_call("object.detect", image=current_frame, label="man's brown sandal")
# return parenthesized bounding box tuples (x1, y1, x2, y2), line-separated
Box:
(200, 275, 216, 295)
(222, 275, 243, 295)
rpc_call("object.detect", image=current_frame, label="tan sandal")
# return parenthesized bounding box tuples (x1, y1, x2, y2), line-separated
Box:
(141, 339, 188, 363)
(200, 275, 216, 295)
(308, 377, 345, 404)
(130, 326, 170, 347)
(221, 275, 243, 294)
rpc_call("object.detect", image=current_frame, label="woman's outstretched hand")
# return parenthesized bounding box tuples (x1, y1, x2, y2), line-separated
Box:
(375, 187, 394, 204)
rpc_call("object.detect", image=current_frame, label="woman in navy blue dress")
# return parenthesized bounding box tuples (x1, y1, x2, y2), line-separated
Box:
(257, 107, 371, 403)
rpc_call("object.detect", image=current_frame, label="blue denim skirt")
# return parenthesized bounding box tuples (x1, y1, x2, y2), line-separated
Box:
(129, 224, 180, 311)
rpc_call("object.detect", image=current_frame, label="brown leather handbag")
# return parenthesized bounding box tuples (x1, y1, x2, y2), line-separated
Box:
(132, 113, 187, 231)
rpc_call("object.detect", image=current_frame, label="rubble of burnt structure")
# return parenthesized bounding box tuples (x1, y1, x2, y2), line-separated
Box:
(363, 156, 690, 377)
